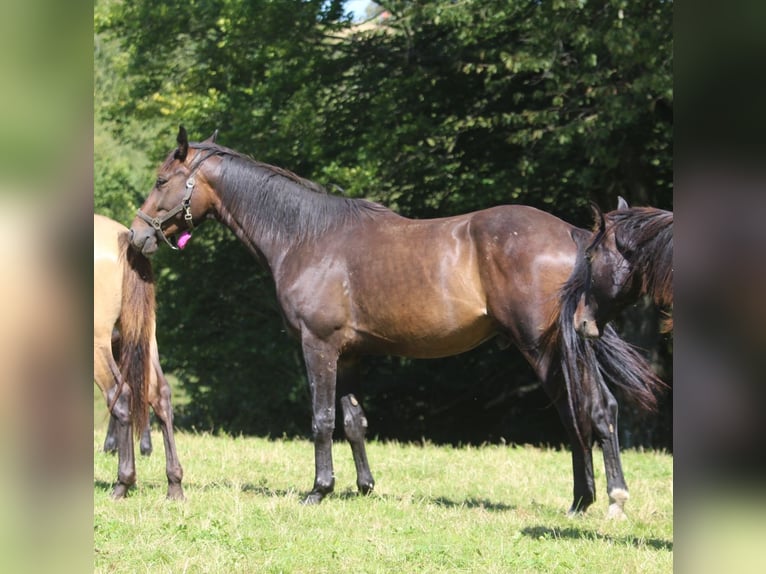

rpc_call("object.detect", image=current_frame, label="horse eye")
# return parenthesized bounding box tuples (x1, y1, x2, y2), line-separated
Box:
(155, 177, 168, 188)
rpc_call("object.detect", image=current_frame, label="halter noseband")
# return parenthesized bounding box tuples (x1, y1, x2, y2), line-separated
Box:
(136, 148, 217, 250)
(136, 176, 196, 250)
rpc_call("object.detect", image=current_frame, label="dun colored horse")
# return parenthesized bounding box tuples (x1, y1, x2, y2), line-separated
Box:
(102, 329, 156, 457)
(569, 198, 673, 338)
(129, 127, 662, 516)
(94, 213, 184, 499)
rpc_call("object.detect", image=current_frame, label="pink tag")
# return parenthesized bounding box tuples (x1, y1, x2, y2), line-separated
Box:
(177, 231, 192, 250)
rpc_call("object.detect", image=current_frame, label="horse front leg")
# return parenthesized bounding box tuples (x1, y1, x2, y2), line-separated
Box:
(302, 337, 338, 504)
(591, 380, 629, 519)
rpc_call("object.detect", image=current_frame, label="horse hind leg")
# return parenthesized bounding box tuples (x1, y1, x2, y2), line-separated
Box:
(552, 396, 597, 515)
(341, 394, 375, 495)
(536, 363, 596, 514)
(105, 382, 136, 499)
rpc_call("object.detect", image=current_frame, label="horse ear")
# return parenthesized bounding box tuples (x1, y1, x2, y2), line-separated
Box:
(588, 202, 605, 232)
(202, 129, 219, 144)
(175, 125, 189, 162)
(617, 196, 629, 210)
(587, 202, 606, 250)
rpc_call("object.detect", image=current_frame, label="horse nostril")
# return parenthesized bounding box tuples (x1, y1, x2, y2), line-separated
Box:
(129, 229, 134, 242)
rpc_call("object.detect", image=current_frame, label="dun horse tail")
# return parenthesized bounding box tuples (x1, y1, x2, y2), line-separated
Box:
(541, 236, 665, 449)
(117, 232, 154, 438)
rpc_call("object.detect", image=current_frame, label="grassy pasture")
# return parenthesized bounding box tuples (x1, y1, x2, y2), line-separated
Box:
(94, 406, 672, 573)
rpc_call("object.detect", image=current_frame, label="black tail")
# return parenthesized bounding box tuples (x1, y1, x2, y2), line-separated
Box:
(541, 234, 666, 449)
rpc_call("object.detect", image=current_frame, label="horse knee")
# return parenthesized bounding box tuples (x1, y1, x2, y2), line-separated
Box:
(107, 387, 132, 425)
(312, 408, 335, 441)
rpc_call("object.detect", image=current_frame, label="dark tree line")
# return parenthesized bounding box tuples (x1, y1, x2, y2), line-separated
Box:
(95, 0, 672, 448)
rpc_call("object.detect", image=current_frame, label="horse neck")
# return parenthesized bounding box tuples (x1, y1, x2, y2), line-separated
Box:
(207, 158, 351, 271)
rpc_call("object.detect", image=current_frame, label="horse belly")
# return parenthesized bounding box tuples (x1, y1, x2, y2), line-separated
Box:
(352, 291, 496, 359)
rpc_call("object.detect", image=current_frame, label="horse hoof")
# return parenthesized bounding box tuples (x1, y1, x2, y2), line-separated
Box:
(606, 488, 629, 520)
(111, 484, 129, 499)
(166, 485, 185, 501)
(358, 481, 375, 496)
(302, 492, 325, 505)
(607, 504, 628, 520)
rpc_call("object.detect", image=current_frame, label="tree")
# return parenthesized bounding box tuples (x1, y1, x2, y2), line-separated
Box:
(94, 0, 672, 447)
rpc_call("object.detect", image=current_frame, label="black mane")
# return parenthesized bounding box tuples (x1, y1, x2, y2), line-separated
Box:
(191, 142, 391, 244)
(609, 207, 673, 306)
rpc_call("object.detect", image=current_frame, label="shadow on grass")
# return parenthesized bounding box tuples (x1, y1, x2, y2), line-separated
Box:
(522, 526, 673, 552)
(94, 480, 113, 493)
(238, 481, 516, 511)
(95, 479, 518, 512)
(431, 496, 515, 512)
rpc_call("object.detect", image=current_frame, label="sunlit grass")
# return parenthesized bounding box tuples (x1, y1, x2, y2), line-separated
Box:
(94, 410, 672, 573)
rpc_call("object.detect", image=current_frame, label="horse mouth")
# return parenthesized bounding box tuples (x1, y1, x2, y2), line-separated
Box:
(137, 234, 159, 256)
(576, 321, 602, 339)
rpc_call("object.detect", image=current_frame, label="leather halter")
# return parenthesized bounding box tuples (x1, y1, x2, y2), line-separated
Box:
(135, 148, 216, 250)
(136, 177, 195, 250)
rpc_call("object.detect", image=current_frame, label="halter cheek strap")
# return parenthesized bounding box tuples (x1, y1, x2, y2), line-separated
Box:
(136, 176, 196, 251)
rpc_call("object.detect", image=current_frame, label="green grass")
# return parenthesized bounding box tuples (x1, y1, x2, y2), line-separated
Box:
(94, 400, 672, 574)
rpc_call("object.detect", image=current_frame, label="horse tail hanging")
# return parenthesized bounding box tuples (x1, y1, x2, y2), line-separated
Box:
(540, 233, 665, 450)
(117, 232, 154, 438)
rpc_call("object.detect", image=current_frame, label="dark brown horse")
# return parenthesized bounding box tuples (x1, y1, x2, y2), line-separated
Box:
(95, 214, 184, 499)
(570, 198, 673, 338)
(129, 127, 662, 516)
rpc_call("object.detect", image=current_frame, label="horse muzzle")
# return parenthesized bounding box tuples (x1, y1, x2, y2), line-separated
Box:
(129, 225, 159, 256)
(575, 318, 602, 339)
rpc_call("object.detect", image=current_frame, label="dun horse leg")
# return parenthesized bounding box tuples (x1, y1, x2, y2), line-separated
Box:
(150, 360, 184, 500)
(103, 414, 118, 454)
(104, 410, 151, 455)
(139, 421, 153, 456)
(340, 394, 375, 495)
(106, 384, 136, 499)
(591, 380, 629, 519)
(302, 338, 338, 504)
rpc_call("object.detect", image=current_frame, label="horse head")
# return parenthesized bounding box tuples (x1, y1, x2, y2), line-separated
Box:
(129, 126, 221, 255)
(574, 197, 636, 337)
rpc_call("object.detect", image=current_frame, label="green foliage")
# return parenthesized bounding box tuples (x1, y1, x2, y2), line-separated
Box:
(94, 0, 672, 444)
